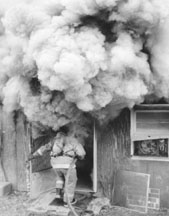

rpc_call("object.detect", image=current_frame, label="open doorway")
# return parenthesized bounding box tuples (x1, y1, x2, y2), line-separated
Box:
(76, 124, 97, 192)
(30, 123, 97, 198)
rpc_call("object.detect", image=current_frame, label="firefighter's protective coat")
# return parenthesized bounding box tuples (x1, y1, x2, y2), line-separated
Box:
(33, 133, 86, 203)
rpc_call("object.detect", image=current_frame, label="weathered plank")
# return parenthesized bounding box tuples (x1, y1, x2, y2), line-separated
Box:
(2, 111, 17, 189)
(16, 111, 30, 191)
(31, 127, 53, 173)
(0, 110, 30, 191)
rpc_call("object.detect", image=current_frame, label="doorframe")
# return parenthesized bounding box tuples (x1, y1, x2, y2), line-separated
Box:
(76, 122, 98, 193)
(93, 121, 97, 192)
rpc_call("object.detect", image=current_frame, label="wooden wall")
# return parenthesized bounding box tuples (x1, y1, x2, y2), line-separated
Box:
(97, 108, 169, 208)
(0, 107, 30, 191)
(1, 104, 169, 208)
(97, 108, 132, 201)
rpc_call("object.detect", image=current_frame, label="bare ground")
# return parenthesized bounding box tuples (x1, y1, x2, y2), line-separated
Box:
(0, 192, 169, 216)
(0, 191, 29, 216)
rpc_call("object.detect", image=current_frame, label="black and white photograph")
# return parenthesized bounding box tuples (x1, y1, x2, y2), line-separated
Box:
(0, 0, 169, 215)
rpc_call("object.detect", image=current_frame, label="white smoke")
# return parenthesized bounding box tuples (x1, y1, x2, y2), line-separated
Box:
(148, 18, 169, 98)
(0, 0, 169, 134)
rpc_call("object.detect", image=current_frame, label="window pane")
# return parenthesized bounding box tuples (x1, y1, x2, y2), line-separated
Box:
(136, 112, 169, 132)
(134, 139, 168, 157)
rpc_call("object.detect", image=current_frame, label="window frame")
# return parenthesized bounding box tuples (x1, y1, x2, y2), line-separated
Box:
(130, 106, 169, 161)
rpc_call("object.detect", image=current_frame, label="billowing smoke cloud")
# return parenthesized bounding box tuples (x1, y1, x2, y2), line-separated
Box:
(0, 0, 169, 137)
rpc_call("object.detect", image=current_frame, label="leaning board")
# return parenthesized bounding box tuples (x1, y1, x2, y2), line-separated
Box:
(114, 170, 150, 213)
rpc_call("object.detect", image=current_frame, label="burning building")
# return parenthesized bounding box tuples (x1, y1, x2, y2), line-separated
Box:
(0, 0, 169, 211)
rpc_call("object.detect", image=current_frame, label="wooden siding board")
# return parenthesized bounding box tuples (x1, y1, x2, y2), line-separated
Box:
(2, 112, 17, 189)
(16, 111, 29, 191)
(30, 128, 52, 173)
(0, 110, 29, 191)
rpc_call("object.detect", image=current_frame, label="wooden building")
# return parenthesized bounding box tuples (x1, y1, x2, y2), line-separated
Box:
(0, 108, 30, 191)
(0, 104, 169, 209)
(97, 105, 169, 209)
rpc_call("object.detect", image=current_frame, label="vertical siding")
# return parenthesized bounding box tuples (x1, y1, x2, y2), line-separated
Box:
(15, 111, 30, 191)
(98, 108, 169, 208)
(2, 111, 17, 188)
(97, 108, 131, 201)
(0, 110, 30, 191)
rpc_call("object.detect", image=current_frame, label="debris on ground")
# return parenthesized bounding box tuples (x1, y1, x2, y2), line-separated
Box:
(87, 197, 110, 215)
(27, 191, 70, 216)
(0, 191, 29, 216)
(1, 192, 169, 216)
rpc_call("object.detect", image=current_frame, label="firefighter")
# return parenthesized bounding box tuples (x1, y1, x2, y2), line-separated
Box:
(28, 131, 86, 205)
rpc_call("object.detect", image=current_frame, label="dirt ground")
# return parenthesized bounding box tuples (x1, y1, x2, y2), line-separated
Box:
(0, 191, 29, 216)
(0, 192, 169, 216)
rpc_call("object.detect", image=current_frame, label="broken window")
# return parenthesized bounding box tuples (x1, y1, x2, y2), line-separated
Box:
(133, 139, 168, 157)
(130, 105, 169, 160)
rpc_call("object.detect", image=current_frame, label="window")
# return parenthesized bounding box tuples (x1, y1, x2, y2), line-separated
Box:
(130, 105, 169, 161)
(133, 139, 168, 157)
